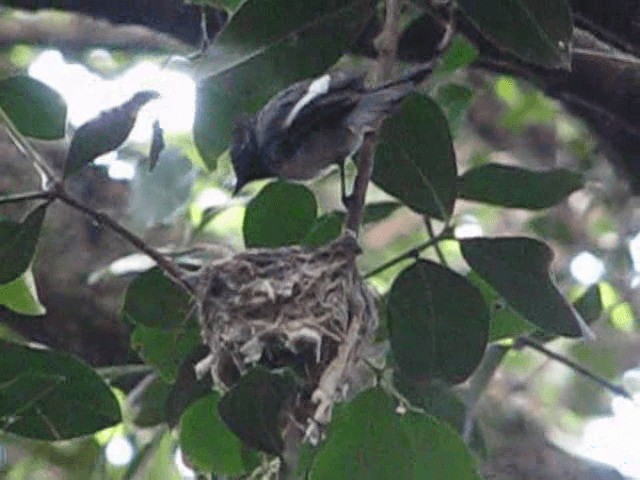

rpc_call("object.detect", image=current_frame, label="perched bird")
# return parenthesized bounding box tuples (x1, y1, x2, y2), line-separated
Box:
(230, 64, 433, 201)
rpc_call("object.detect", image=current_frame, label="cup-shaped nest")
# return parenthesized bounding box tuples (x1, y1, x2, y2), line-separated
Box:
(194, 234, 378, 440)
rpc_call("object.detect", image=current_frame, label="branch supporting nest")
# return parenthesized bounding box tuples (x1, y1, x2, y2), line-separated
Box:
(344, 0, 402, 235)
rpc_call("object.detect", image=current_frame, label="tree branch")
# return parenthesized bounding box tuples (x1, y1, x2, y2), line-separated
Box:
(54, 187, 194, 295)
(1, 105, 194, 296)
(344, 0, 401, 235)
(0, 0, 226, 47)
(364, 226, 454, 278)
(424, 216, 448, 266)
(0, 107, 59, 186)
(514, 336, 632, 399)
(0, 191, 55, 206)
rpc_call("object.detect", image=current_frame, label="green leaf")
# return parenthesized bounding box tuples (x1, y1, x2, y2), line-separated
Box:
(310, 388, 412, 479)
(165, 345, 213, 428)
(434, 83, 474, 135)
(387, 260, 489, 383)
(64, 91, 159, 177)
(460, 237, 586, 336)
(0, 204, 47, 284)
(372, 94, 457, 220)
(302, 212, 343, 247)
(0, 340, 121, 440)
(393, 374, 486, 455)
(458, 164, 583, 209)
(0, 268, 46, 316)
(435, 35, 479, 74)
(500, 89, 558, 132)
(399, 412, 482, 479)
(362, 201, 401, 224)
(190, 0, 243, 12)
(130, 376, 171, 428)
(467, 271, 536, 342)
(180, 393, 251, 476)
(457, 0, 573, 69)
(301, 202, 400, 247)
(194, 0, 375, 167)
(0, 75, 67, 139)
(130, 322, 201, 383)
(243, 182, 317, 248)
(310, 387, 480, 479)
(574, 283, 603, 325)
(141, 431, 182, 480)
(528, 215, 574, 244)
(217, 368, 296, 455)
(531, 283, 604, 343)
(122, 267, 193, 329)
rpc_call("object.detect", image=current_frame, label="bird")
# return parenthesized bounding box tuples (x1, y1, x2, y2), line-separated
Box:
(230, 63, 433, 203)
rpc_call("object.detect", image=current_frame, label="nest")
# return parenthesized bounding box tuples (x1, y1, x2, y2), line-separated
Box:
(193, 234, 378, 443)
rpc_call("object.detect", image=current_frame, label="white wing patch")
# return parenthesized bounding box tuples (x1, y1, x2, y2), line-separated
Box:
(283, 74, 331, 129)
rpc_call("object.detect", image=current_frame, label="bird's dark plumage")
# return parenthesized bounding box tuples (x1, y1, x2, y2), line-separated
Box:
(231, 64, 432, 195)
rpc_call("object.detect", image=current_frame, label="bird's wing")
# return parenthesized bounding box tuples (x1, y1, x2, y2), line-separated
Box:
(256, 70, 366, 147)
(254, 78, 315, 146)
(285, 71, 366, 135)
(345, 81, 414, 134)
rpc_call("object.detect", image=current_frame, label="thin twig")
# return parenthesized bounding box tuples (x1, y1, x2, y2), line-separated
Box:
(54, 188, 194, 295)
(424, 217, 448, 266)
(127, 372, 159, 407)
(362, 360, 427, 415)
(344, 139, 378, 234)
(461, 344, 510, 444)
(364, 226, 454, 278)
(515, 336, 632, 399)
(344, 0, 401, 235)
(96, 364, 155, 380)
(1, 102, 193, 297)
(0, 106, 59, 186)
(0, 191, 55, 206)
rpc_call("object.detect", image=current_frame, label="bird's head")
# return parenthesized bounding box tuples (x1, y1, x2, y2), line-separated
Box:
(231, 115, 269, 194)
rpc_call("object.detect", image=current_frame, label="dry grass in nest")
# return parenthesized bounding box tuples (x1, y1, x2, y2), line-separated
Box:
(193, 234, 379, 443)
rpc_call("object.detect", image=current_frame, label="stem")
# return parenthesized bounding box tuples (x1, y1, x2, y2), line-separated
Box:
(1, 105, 193, 297)
(462, 344, 510, 444)
(0, 191, 55, 206)
(364, 226, 453, 278)
(344, 137, 377, 234)
(0, 106, 59, 185)
(515, 336, 632, 399)
(55, 188, 194, 296)
(344, 0, 401, 235)
(425, 216, 448, 266)
(96, 364, 155, 380)
(1, 101, 194, 298)
(363, 361, 426, 416)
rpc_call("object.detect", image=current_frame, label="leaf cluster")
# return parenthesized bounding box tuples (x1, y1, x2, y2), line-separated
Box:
(0, 0, 619, 479)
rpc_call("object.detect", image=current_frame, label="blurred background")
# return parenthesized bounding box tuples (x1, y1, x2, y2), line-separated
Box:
(1, 5, 639, 479)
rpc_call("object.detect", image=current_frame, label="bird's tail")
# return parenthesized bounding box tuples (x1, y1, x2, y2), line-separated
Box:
(373, 62, 434, 91)
(345, 62, 434, 133)
(347, 81, 415, 131)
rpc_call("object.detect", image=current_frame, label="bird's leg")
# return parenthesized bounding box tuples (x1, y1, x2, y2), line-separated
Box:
(339, 160, 354, 209)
